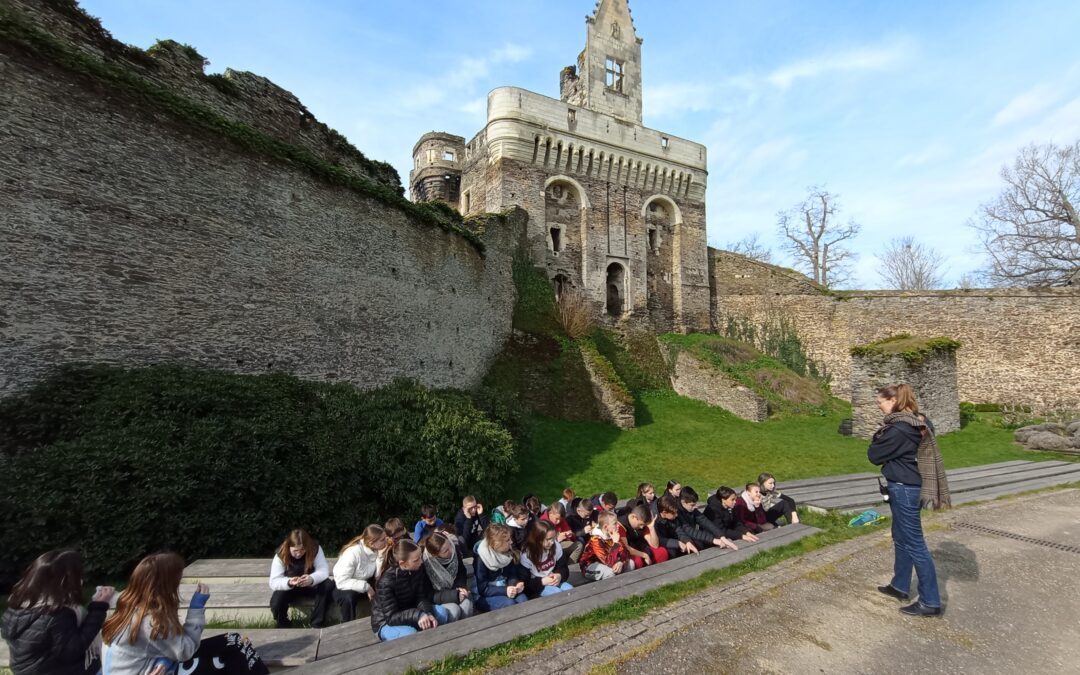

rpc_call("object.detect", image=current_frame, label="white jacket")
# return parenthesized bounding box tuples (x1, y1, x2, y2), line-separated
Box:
(332, 543, 385, 593)
(268, 546, 330, 591)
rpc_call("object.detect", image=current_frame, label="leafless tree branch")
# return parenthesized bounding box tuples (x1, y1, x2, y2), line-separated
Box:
(776, 186, 861, 287)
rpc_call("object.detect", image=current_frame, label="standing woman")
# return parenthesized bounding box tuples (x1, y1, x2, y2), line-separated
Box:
(868, 383, 949, 617)
(2, 549, 115, 675)
(269, 529, 333, 628)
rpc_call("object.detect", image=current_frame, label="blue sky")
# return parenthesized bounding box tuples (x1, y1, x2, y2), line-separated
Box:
(80, 0, 1080, 288)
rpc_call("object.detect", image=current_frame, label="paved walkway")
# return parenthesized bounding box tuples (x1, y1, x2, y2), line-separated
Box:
(494, 489, 1080, 674)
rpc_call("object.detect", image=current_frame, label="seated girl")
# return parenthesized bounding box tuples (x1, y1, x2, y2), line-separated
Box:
(383, 517, 408, 545)
(664, 479, 682, 501)
(102, 552, 268, 674)
(491, 499, 518, 525)
(421, 532, 473, 622)
(370, 540, 449, 641)
(2, 549, 115, 675)
(733, 484, 774, 534)
(541, 501, 583, 562)
(520, 521, 574, 598)
(332, 525, 389, 623)
(473, 523, 528, 611)
(758, 472, 800, 525)
(704, 486, 760, 542)
(268, 529, 333, 628)
(635, 482, 659, 518)
(579, 512, 632, 581)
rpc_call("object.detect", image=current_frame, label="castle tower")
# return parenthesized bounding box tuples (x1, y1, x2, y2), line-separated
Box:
(409, 132, 465, 207)
(560, 0, 643, 124)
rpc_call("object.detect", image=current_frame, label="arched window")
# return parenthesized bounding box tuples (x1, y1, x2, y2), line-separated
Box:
(606, 263, 626, 317)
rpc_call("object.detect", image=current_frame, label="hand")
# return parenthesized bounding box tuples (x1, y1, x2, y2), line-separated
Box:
(418, 613, 437, 630)
(743, 532, 759, 542)
(642, 554, 652, 566)
(298, 575, 313, 588)
(677, 541, 688, 553)
(542, 574, 557, 586)
(612, 561, 624, 574)
(196, 582, 209, 596)
(610, 531, 620, 544)
(506, 585, 519, 598)
(717, 537, 738, 551)
(92, 586, 116, 603)
(367, 587, 376, 602)
(476, 503, 484, 515)
(458, 587, 469, 601)
(559, 531, 571, 541)
(685, 541, 699, 555)
(288, 576, 300, 587)
(147, 665, 168, 675)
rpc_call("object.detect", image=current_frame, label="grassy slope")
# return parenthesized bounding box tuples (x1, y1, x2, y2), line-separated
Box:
(507, 392, 1062, 500)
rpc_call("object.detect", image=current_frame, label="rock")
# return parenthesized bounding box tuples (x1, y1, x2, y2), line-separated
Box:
(1016, 423, 1066, 444)
(1067, 420, 1080, 436)
(1025, 431, 1068, 451)
(1068, 435, 1080, 449)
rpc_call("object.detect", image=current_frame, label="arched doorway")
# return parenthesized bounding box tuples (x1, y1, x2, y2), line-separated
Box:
(552, 273, 570, 302)
(606, 263, 625, 317)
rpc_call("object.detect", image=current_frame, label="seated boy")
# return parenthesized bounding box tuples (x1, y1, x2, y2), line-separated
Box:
(455, 495, 490, 554)
(579, 511, 632, 580)
(655, 494, 694, 557)
(734, 483, 775, 534)
(541, 501, 584, 562)
(567, 497, 594, 546)
(677, 487, 738, 550)
(618, 504, 670, 567)
(412, 504, 443, 543)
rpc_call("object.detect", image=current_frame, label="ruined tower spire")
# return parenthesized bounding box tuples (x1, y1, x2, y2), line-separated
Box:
(559, 0, 643, 123)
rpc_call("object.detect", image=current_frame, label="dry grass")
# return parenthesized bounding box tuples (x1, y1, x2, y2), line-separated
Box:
(556, 288, 595, 339)
(752, 368, 828, 407)
(701, 337, 760, 364)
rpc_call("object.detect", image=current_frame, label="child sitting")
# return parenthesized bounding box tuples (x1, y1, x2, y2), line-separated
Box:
(383, 518, 408, 545)
(654, 494, 692, 557)
(333, 524, 389, 622)
(677, 487, 739, 551)
(634, 482, 659, 519)
(664, 480, 682, 500)
(558, 487, 575, 510)
(734, 483, 775, 534)
(507, 504, 532, 550)
(454, 495, 490, 554)
(421, 532, 473, 622)
(704, 487, 760, 543)
(370, 540, 448, 641)
(473, 524, 528, 611)
(523, 494, 547, 519)
(567, 497, 594, 546)
(412, 504, 444, 543)
(268, 528, 334, 628)
(520, 521, 574, 598)
(618, 504, 670, 568)
(759, 472, 800, 525)
(491, 499, 518, 525)
(579, 511, 632, 581)
(541, 501, 584, 562)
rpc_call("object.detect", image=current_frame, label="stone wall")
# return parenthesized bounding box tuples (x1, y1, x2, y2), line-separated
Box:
(850, 351, 960, 438)
(665, 348, 768, 422)
(710, 249, 1080, 408)
(0, 4, 524, 398)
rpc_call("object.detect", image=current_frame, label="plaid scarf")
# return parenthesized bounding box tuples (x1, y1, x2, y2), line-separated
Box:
(882, 412, 951, 510)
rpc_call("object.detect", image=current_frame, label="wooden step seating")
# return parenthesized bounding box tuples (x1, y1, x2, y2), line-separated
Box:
(780, 460, 1080, 516)
(298, 524, 820, 674)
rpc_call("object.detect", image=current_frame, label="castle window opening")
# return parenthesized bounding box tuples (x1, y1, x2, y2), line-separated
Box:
(605, 57, 624, 93)
(606, 263, 625, 317)
(648, 228, 657, 253)
(553, 274, 570, 301)
(443, 150, 455, 162)
(568, 108, 576, 124)
(550, 227, 562, 254)
(661, 136, 669, 149)
(463, 190, 471, 213)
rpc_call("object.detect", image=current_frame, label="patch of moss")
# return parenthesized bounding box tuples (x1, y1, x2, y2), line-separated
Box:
(578, 338, 634, 406)
(850, 334, 961, 364)
(147, 38, 205, 66)
(591, 329, 671, 395)
(510, 251, 558, 335)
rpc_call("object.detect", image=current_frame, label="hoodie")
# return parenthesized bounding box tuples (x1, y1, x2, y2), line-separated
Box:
(868, 421, 923, 485)
(733, 493, 767, 533)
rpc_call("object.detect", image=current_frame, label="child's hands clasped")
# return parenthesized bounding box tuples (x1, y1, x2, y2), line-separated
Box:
(418, 613, 437, 630)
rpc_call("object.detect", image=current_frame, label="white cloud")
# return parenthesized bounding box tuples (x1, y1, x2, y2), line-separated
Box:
(990, 83, 1061, 128)
(766, 38, 915, 89)
(400, 43, 532, 110)
(643, 82, 716, 118)
(896, 141, 951, 168)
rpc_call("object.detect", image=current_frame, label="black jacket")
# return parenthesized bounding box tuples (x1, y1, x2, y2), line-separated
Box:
(427, 558, 469, 606)
(617, 514, 651, 554)
(868, 421, 923, 485)
(370, 567, 435, 635)
(2, 602, 109, 675)
(703, 494, 749, 539)
(676, 503, 723, 546)
(454, 508, 490, 554)
(566, 512, 592, 541)
(653, 516, 684, 555)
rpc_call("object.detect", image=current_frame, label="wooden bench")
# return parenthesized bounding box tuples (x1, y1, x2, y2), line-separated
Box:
(780, 460, 1080, 515)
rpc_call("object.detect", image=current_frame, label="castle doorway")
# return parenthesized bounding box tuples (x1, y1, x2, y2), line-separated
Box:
(552, 273, 570, 301)
(606, 263, 625, 316)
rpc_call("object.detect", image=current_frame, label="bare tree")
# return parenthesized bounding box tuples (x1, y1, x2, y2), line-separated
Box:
(777, 187, 861, 287)
(725, 233, 773, 263)
(956, 271, 981, 290)
(972, 140, 1080, 287)
(876, 236, 947, 290)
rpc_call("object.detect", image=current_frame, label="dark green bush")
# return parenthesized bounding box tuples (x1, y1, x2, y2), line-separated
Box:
(0, 365, 516, 581)
(959, 402, 977, 428)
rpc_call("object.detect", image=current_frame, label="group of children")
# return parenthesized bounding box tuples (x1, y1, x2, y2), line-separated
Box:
(269, 474, 800, 642)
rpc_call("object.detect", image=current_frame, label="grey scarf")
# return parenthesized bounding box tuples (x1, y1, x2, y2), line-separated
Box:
(422, 548, 459, 590)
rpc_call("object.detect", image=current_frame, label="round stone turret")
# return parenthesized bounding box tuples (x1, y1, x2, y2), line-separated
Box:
(410, 132, 465, 208)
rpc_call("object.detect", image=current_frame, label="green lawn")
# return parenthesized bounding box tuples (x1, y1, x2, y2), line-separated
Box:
(507, 391, 1063, 500)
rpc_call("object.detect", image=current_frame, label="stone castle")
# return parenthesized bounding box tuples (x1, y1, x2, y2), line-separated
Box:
(1, 0, 1077, 410)
(411, 0, 710, 333)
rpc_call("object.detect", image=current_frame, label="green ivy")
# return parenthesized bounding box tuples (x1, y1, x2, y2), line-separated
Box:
(578, 338, 634, 406)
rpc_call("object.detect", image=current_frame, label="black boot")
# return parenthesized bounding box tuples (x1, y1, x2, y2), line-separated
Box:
(877, 584, 910, 601)
(899, 601, 942, 617)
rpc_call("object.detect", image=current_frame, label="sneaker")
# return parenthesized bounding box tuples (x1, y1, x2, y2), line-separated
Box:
(876, 584, 910, 601)
(899, 601, 942, 617)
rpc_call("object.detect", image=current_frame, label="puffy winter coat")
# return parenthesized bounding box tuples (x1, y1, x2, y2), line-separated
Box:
(369, 567, 435, 635)
(704, 494, 750, 539)
(2, 603, 108, 675)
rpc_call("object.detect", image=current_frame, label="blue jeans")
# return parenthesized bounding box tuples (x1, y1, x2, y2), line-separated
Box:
(378, 604, 450, 641)
(888, 481, 941, 608)
(476, 593, 529, 611)
(540, 582, 573, 596)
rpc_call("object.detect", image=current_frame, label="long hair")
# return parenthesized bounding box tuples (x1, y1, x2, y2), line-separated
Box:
(339, 524, 385, 557)
(7, 549, 83, 611)
(483, 523, 518, 562)
(523, 520, 555, 568)
(383, 518, 407, 544)
(101, 553, 184, 645)
(757, 472, 775, 488)
(877, 383, 920, 414)
(423, 531, 453, 558)
(637, 482, 655, 500)
(379, 539, 420, 581)
(277, 529, 318, 574)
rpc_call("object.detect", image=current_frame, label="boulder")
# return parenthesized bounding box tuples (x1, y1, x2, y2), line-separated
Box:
(1015, 423, 1067, 444)
(1067, 420, 1080, 436)
(1069, 435, 1080, 449)
(1025, 431, 1068, 451)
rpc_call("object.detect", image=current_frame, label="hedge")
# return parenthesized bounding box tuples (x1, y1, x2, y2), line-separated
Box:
(0, 365, 516, 582)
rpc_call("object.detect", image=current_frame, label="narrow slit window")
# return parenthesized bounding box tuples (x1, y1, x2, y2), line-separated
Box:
(661, 136, 669, 149)
(605, 57, 624, 92)
(550, 227, 562, 253)
(648, 228, 657, 252)
(568, 108, 576, 124)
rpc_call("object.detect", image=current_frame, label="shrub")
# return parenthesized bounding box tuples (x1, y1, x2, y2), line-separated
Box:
(0, 365, 516, 581)
(959, 402, 977, 428)
(555, 288, 594, 339)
